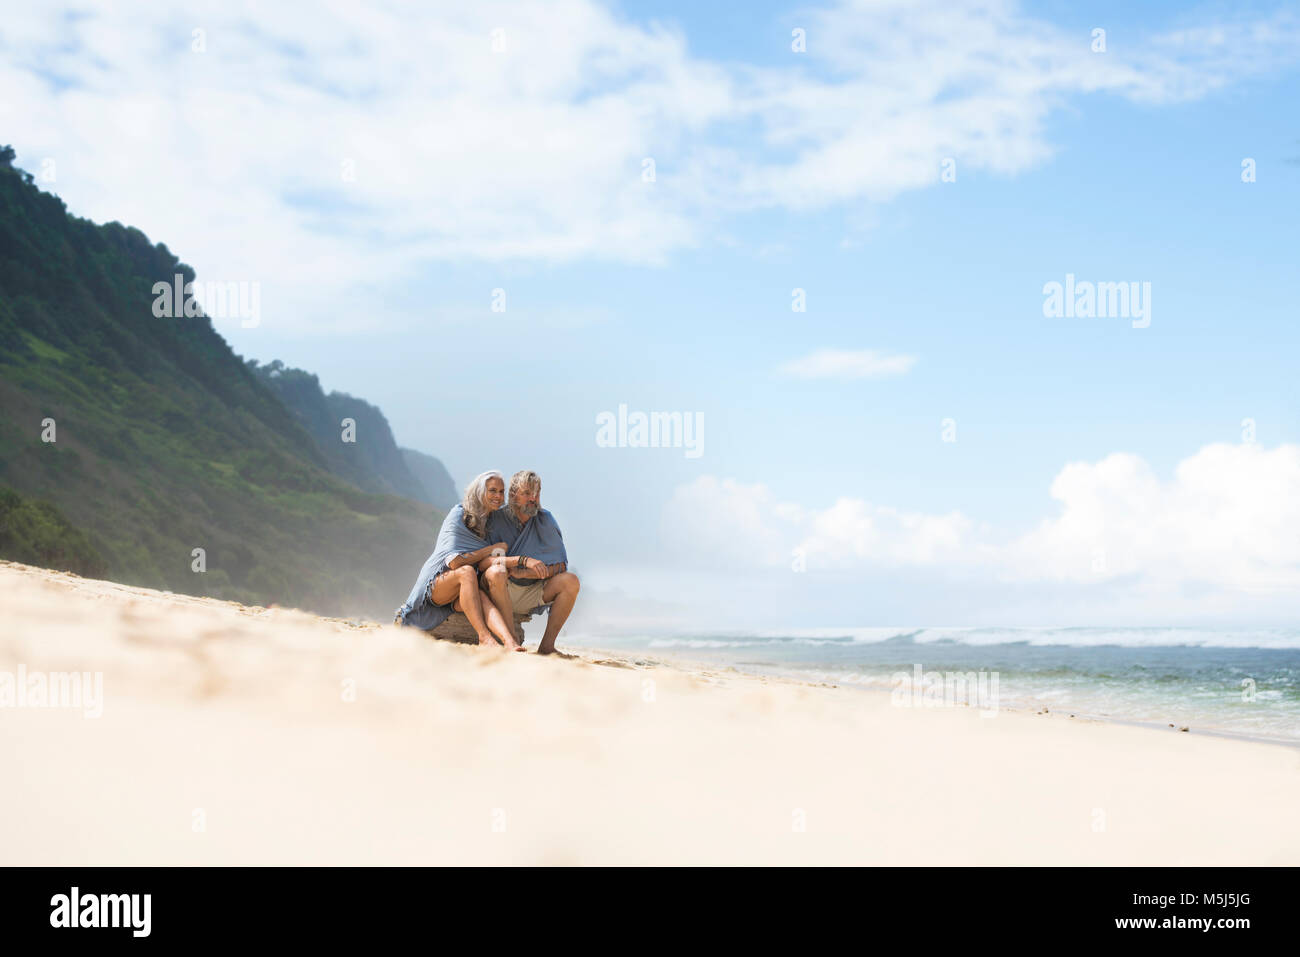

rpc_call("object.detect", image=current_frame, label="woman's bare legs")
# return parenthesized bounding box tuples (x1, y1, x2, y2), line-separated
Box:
(480, 564, 525, 651)
(480, 591, 524, 651)
(430, 566, 497, 647)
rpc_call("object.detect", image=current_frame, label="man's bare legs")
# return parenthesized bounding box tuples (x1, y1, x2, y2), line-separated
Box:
(537, 571, 580, 655)
(429, 566, 497, 648)
(480, 565, 524, 651)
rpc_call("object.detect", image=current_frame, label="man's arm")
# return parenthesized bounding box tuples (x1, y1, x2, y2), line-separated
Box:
(505, 557, 562, 579)
(503, 514, 568, 579)
(530, 512, 567, 578)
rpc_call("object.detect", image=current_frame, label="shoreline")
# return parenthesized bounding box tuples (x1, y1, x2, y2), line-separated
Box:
(562, 633, 1300, 751)
(567, 643, 1300, 752)
(4, 560, 1299, 865)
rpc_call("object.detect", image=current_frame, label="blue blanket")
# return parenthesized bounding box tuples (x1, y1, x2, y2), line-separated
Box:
(487, 507, 568, 584)
(395, 504, 491, 630)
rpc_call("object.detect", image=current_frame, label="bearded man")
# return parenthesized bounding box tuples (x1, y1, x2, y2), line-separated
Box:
(482, 470, 581, 656)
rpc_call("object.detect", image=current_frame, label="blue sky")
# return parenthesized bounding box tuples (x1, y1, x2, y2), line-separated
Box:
(4, 0, 1299, 628)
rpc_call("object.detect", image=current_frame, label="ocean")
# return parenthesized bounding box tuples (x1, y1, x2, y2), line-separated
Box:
(573, 627, 1300, 746)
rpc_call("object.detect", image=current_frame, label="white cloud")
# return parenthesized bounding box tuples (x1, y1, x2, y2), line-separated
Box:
(0, 1, 732, 333)
(662, 475, 972, 570)
(778, 348, 916, 379)
(1003, 443, 1300, 591)
(724, 0, 1300, 210)
(2, 1, 1297, 334)
(662, 443, 1300, 600)
(661, 477, 807, 568)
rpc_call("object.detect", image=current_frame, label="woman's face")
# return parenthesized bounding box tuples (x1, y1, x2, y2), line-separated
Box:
(484, 476, 505, 511)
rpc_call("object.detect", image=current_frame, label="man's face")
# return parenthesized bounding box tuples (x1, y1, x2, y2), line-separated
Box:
(512, 483, 540, 519)
(484, 476, 505, 511)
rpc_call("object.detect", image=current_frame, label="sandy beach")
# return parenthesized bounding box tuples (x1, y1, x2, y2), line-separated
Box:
(1, 558, 1297, 866)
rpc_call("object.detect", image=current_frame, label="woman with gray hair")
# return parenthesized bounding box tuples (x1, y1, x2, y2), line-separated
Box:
(393, 470, 522, 650)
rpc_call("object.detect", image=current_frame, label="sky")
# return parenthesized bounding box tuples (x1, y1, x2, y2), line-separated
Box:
(3, 0, 1299, 629)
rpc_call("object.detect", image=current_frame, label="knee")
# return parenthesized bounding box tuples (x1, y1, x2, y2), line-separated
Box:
(483, 564, 506, 587)
(560, 571, 580, 596)
(454, 565, 476, 585)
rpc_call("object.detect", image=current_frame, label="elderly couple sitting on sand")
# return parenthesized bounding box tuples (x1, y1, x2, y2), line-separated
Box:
(394, 469, 580, 655)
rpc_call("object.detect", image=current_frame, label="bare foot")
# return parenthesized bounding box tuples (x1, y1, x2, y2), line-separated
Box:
(477, 634, 503, 649)
(536, 645, 575, 658)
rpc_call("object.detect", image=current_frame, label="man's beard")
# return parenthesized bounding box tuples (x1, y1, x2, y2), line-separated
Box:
(515, 499, 540, 518)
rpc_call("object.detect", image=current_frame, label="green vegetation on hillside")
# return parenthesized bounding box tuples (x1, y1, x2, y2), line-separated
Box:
(0, 145, 442, 618)
(0, 485, 107, 578)
(400, 446, 458, 510)
(248, 358, 453, 505)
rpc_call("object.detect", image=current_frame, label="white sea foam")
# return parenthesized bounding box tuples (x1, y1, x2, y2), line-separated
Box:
(628, 627, 1300, 650)
(570, 627, 1300, 743)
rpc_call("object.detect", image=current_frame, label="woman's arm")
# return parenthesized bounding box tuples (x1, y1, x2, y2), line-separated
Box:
(448, 543, 510, 570)
(462, 555, 564, 579)
(474, 553, 532, 574)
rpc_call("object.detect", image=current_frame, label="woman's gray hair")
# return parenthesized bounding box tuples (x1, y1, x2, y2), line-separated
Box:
(461, 470, 503, 537)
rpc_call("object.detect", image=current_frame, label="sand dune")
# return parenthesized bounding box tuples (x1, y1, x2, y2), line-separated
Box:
(1, 559, 1296, 865)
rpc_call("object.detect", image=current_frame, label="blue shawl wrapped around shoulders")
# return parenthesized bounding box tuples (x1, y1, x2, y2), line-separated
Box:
(395, 504, 491, 630)
(486, 507, 568, 583)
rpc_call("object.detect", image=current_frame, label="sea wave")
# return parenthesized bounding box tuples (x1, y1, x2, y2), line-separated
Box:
(622, 627, 1300, 650)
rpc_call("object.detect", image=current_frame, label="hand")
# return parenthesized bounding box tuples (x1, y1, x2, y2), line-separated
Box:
(522, 557, 547, 579)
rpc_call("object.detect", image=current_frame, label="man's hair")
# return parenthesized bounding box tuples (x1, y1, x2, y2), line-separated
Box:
(509, 469, 541, 504)
(462, 470, 503, 536)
